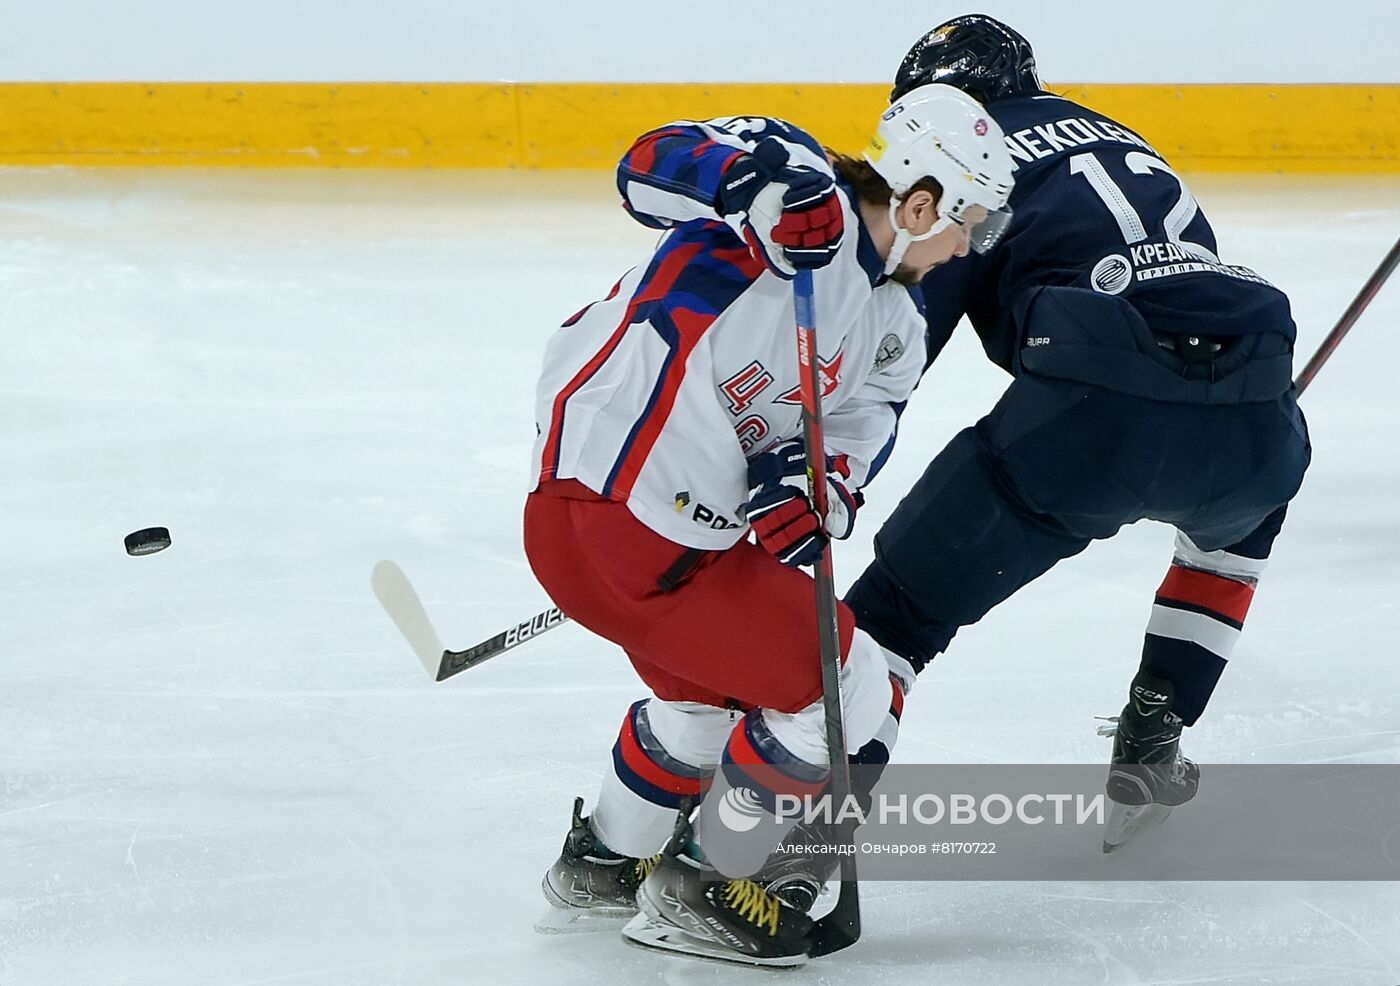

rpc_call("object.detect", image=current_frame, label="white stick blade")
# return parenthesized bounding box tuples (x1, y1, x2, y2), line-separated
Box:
(371, 560, 445, 677)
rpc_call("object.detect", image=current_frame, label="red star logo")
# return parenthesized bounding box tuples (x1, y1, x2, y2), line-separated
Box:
(774, 348, 845, 405)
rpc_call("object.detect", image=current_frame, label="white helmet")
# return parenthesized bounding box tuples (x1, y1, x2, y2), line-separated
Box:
(863, 82, 1015, 271)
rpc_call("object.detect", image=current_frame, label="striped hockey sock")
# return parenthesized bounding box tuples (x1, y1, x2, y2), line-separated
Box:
(591, 699, 723, 858)
(720, 709, 831, 813)
(1142, 562, 1258, 725)
(853, 673, 907, 769)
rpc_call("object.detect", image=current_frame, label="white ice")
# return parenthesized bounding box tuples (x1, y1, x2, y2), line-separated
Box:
(2, 166, 1398, 986)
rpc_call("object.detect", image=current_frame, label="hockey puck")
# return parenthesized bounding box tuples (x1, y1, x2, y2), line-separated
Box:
(124, 527, 171, 556)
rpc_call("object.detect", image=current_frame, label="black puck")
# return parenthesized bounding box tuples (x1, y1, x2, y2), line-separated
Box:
(125, 527, 172, 556)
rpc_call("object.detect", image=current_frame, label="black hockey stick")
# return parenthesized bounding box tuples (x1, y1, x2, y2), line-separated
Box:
(374, 540, 702, 681)
(371, 560, 569, 681)
(436, 607, 569, 681)
(1295, 236, 1400, 395)
(791, 269, 861, 956)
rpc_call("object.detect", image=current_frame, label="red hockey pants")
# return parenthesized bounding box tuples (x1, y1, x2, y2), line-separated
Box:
(523, 480, 854, 712)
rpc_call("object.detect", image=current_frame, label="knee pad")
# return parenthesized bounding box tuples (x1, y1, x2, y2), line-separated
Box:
(640, 699, 738, 768)
(757, 628, 898, 764)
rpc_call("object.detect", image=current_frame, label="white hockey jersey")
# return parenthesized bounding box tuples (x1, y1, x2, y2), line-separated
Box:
(530, 116, 927, 550)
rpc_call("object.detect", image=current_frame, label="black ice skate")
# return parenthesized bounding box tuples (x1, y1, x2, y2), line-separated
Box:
(1099, 670, 1200, 853)
(754, 820, 840, 913)
(536, 797, 659, 933)
(622, 813, 814, 966)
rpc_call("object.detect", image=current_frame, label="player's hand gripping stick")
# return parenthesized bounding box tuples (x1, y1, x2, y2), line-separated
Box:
(745, 440, 858, 567)
(718, 137, 845, 278)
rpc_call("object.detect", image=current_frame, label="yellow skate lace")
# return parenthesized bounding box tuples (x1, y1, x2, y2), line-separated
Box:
(633, 854, 661, 881)
(719, 879, 781, 937)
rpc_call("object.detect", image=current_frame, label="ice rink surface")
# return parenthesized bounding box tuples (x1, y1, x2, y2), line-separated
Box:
(2, 166, 1398, 985)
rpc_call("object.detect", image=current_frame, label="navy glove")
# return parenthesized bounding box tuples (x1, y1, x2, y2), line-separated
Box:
(744, 440, 859, 567)
(717, 137, 845, 278)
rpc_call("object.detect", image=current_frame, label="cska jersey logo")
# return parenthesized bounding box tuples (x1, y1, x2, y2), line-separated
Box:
(773, 348, 845, 405)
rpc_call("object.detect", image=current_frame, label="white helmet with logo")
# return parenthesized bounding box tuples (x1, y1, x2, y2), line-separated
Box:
(863, 82, 1015, 272)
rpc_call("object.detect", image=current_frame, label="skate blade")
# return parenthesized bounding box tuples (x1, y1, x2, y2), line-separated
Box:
(621, 913, 808, 968)
(535, 874, 635, 934)
(1102, 802, 1173, 853)
(534, 903, 631, 935)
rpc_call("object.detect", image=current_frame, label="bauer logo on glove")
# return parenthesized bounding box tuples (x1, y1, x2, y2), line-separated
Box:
(718, 137, 845, 279)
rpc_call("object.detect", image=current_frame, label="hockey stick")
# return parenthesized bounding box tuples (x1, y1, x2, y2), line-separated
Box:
(371, 560, 569, 681)
(1294, 236, 1400, 395)
(791, 269, 861, 956)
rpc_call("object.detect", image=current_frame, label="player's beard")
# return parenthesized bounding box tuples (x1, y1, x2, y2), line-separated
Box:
(890, 253, 958, 286)
(889, 262, 927, 287)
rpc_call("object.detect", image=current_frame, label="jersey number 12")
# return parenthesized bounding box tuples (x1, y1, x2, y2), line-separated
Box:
(1069, 150, 1219, 262)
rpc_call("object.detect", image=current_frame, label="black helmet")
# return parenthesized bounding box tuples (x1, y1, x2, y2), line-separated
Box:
(891, 14, 1042, 105)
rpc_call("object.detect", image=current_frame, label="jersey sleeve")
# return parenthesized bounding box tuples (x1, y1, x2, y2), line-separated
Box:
(821, 288, 928, 491)
(917, 254, 977, 370)
(616, 117, 831, 230)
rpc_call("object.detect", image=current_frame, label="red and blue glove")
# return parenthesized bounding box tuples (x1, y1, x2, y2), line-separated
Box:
(717, 137, 845, 279)
(744, 440, 860, 567)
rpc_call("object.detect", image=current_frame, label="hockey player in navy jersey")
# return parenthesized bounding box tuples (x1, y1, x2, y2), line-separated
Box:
(844, 15, 1313, 849)
(525, 85, 1014, 963)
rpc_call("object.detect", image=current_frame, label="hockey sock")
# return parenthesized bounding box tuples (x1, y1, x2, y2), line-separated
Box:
(591, 698, 730, 858)
(853, 673, 907, 767)
(1141, 561, 1259, 725)
(845, 673, 907, 810)
(690, 709, 831, 871)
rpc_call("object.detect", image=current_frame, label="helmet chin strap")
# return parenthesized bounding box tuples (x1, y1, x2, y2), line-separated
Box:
(883, 199, 948, 275)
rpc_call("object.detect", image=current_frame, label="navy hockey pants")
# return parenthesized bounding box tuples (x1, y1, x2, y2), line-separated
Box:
(845, 373, 1310, 704)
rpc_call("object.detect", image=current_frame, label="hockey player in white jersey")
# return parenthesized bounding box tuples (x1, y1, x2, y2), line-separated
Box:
(525, 84, 1014, 965)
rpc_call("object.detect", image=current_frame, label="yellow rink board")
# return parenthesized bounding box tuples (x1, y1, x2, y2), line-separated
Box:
(0, 82, 1396, 172)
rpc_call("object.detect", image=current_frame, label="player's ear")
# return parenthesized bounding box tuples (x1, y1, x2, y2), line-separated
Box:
(901, 189, 938, 234)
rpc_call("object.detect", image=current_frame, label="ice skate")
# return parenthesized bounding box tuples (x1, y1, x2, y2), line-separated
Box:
(536, 797, 659, 933)
(1099, 670, 1200, 853)
(753, 820, 840, 914)
(622, 814, 814, 966)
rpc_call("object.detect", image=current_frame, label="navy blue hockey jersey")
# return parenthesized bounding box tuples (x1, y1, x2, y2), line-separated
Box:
(919, 92, 1295, 373)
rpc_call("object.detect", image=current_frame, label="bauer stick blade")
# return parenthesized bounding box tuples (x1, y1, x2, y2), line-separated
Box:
(372, 560, 572, 681)
(371, 560, 446, 677)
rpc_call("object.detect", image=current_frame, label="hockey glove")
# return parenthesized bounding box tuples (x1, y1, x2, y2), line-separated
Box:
(744, 440, 859, 567)
(717, 137, 845, 279)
